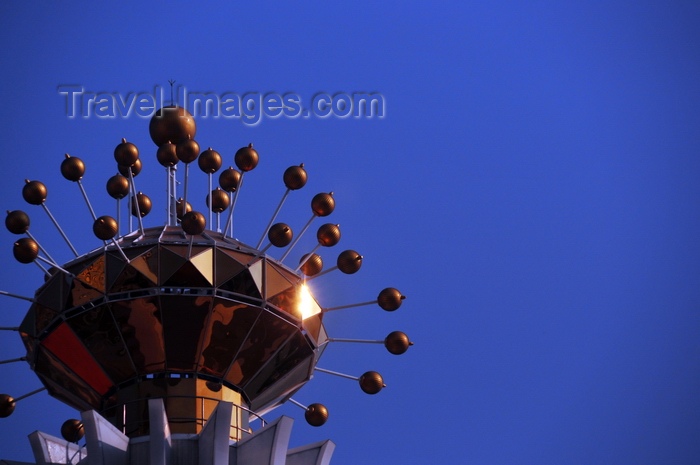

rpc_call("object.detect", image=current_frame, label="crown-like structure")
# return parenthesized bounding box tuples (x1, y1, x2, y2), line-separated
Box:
(0, 104, 410, 465)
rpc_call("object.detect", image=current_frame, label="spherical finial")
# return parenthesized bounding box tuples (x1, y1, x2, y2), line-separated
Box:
(317, 223, 340, 247)
(114, 138, 139, 166)
(283, 164, 307, 190)
(0, 394, 16, 418)
(22, 180, 47, 205)
(60, 419, 84, 443)
(234, 143, 259, 172)
(311, 192, 335, 217)
(176, 139, 200, 164)
(359, 371, 385, 394)
(106, 174, 130, 199)
(219, 167, 241, 192)
(377, 287, 405, 311)
(13, 237, 38, 263)
(268, 223, 293, 247)
(131, 192, 152, 217)
(5, 210, 30, 234)
(176, 198, 192, 220)
(304, 403, 329, 427)
(337, 249, 362, 274)
(156, 141, 179, 167)
(60, 154, 85, 181)
(384, 331, 412, 355)
(93, 216, 118, 240)
(181, 211, 206, 235)
(207, 188, 230, 213)
(198, 148, 222, 174)
(118, 158, 142, 177)
(300, 253, 323, 276)
(149, 105, 197, 146)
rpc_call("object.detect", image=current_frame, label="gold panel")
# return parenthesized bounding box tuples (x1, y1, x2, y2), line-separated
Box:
(75, 255, 106, 292)
(214, 249, 247, 286)
(128, 248, 159, 285)
(190, 248, 214, 285)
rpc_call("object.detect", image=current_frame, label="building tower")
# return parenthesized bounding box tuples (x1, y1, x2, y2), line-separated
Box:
(0, 104, 411, 464)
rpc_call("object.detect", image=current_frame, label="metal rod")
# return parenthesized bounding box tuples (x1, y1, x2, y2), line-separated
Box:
(34, 260, 50, 277)
(295, 243, 321, 272)
(287, 398, 307, 410)
(256, 188, 290, 249)
(35, 255, 72, 275)
(0, 290, 34, 302)
(323, 300, 377, 312)
(41, 204, 78, 256)
(183, 164, 190, 214)
(110, 238, 130, 263)
(208, 173, 213, 230)
(0, 327, 19, 331)
(306, 265, 338, 281)
(280, 213, 316, 261)
(25, 231, 56, 265)
(224, 173, 245, 237)
(328, 337, 384, 344)
(314, 367, 358, 381)
(116, 199, 121, 236)
(128, 170, 145, 237)
(77, 180, 97, 220)
(0, 357, 26, 365)
(14, 387, 46, 402)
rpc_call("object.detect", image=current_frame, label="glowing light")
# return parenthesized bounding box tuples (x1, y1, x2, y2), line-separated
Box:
(298, 284, 321, 319)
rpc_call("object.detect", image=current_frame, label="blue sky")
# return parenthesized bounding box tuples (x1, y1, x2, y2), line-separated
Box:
(1, 2, 700, 464)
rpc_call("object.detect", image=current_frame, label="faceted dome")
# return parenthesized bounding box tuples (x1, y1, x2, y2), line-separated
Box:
(19, 225, 327, 433)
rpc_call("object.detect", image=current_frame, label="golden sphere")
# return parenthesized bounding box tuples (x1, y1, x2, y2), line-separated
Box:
(176, 139, 200, 164)
(377, 287, 405, 311)
(156, 141, 178, 167)
(268, 223, 293, 247)
(300, 253, 323, 276)
(22, 179, 47, 205)
(113, 138, 139, 166)
(60, 154, 85, 182)
(118, 158, 142, 177)
(234, 144, 259, 172)
(359, 371, 384, 395)
(5, 210, 30, 234)
(0, 394, 16, 418)
(384, 331, 412, 355)
(219, 167, 241, 192)
(181, 211, 206, 235)
(207, 188, 230, 213)
(106, 174, 130, 199)
(149, 105, 196, 146)
(198, 147, 222, 173)
(130, 192, 152, 217)
(93, 216, 118, 240)
(283, 164, 307, 190)
(176, 198, 192, 220)
(317, 223, 340, 247)
(311, 192, 335, 217)
(337, 249, 362, 274)
(13, 237, 38, 263)
(304, 403, 328, 427)
(61, 419, 84, 443)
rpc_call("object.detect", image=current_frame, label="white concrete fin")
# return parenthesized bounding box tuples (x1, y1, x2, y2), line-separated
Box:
(28, 431, 86, 465)
(198, 401, 233, 465)
(80, 410, 128, 465)
(232, 416, 293, 465)
(148, 399, 172, 465)
(286, 440, 335, 465)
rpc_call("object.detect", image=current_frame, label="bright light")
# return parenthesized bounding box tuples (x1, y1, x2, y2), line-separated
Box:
(298, 284, 321, 319)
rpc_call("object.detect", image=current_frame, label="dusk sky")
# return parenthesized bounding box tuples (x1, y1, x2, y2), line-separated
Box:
(1, 2, 700, 464)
